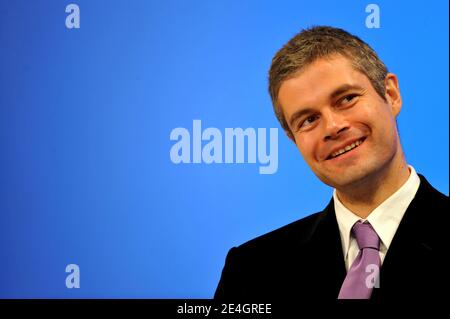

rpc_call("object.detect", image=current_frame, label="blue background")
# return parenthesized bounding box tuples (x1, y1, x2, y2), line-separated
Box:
(0, 0, 448, 298)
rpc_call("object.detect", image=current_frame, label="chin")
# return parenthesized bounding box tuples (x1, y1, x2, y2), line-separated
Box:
(319, 169, 372, 189)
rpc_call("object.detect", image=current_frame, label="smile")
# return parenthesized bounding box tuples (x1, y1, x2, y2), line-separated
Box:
(328, 138, 365, 159)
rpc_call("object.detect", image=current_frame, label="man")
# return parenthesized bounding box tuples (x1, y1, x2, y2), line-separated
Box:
(214, 26, 448, 300)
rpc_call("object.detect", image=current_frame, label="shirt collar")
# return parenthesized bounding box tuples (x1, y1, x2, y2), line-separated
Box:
(334, 165, 421, 258)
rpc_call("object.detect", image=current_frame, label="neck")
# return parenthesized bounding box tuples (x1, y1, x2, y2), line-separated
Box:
(335, 154, 410, 219)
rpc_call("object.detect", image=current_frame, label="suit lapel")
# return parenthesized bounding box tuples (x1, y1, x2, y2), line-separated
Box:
(298, 175, 446, 300)
(371, 175, 439, 300)
(306, 200, 347, 298)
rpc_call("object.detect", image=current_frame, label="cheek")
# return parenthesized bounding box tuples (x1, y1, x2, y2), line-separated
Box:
(355, 104, 391, 134)
(355, 104, 375, 122)
(369, 107, 398, 139)
(295, 138, 317, 161)
(362, 102, 394, 124)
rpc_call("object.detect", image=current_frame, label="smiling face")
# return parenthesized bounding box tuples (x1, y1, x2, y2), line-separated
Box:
(278, 54, 404, 190)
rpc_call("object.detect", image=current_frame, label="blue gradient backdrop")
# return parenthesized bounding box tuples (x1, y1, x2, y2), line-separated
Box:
(0, 0, 448, 298)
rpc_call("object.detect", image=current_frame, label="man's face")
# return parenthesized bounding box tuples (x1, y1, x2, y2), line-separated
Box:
(278, 55, 403, 189)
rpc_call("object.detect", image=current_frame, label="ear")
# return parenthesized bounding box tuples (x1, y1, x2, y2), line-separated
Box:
(384, 73, 402, 117)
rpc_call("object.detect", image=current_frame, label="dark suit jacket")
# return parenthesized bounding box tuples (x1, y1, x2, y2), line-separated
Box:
(214, 174, 449, 301)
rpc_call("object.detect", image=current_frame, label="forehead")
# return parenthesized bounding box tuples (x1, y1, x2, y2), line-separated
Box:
(278, 55, 370, 110)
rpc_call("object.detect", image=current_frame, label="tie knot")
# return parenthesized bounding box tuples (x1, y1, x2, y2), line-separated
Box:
(352, 221, 380, 250)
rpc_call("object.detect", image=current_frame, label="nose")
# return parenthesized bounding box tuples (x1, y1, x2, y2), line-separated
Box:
(322, 110, 349, 141)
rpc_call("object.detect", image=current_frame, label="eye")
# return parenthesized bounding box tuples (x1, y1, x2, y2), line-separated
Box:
(299, 114, 319, 129)
(340, 94, 358, 105)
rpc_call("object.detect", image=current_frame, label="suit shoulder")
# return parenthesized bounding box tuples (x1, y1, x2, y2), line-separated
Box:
(417, 174, 449, 209)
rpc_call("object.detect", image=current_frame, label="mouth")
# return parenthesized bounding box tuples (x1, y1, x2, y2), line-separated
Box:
(326, 137, 366, 160)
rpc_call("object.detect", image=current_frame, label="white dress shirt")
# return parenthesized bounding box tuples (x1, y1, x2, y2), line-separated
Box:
(333, 165, 421, 270)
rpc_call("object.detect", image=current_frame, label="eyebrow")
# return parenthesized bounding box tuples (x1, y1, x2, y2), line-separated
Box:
(288, 84, 365, 128)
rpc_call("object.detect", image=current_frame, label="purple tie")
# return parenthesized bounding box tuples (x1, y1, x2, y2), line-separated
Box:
(338, 221, 381, 299)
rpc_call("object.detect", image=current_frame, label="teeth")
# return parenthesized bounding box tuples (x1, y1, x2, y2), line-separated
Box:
(331, 139, 363, 158)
